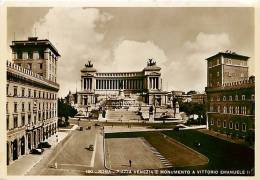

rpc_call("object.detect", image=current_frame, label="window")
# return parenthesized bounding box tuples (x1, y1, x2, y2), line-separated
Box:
(14, 86, 17, 96)
(210, 119, 214, 125)
(251, 94, 255, 100)
(38, 112, 41, 121)
(229, 106, 233, 114)
(21, 115, 25, 126)
(40, 63, 43, 69)
(39, 91, 41, 98)
(14, 116, 18, 128)
(17, 52, 22, 59)
(217, 71, 220, 77)
(217, 82, 220, 86)
(242, 123, 246, 132)
(241, 73, 244, 78)
(228, 72, 232, 77)
(14, 102, 18, 113)
(39, 102, 41, 110)
(209, 62, 212, 67)
(22, 88, 25, 97)
(228, 59, 232, 64)
(28, 114, 31, 125)
(235, 123, 239, 130)
(22, 102, 25, 112)
(229, 122, 233, 129)
(6, 84, 9, 95)
(217, 120, 221, 127)
(229, 96, 232, 101)
(223, 121, 226, 128)
(28, 51, 33, 59)
(223, 96, 226, 101)
(223, 106, 227, 113)
(210, 97, 213, 101)
(22, 52, 28, 59)
(242, 95, 245, 100)
(235, 95, 238, 101)
(6, 116, 9, 130)
(244, 106, 247, 115)
(28, 102, 31, 111)
(210, 106, 213, 112)
(34, 90, 37, 98)
(217, 96, 220, 101)
(28, 89, 31, 97)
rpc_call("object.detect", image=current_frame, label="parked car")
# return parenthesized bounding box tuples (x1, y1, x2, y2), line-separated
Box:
(88, 145, 94, 151)
(30, 148, 44, 155)
(38, 142, 51, 149)
(79, 126, 84, 131)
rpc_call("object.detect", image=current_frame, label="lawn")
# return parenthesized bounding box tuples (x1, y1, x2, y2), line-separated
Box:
(162, 130, 254, 171)
(105, 130, 254, 173)
(105, 131, 208, 168)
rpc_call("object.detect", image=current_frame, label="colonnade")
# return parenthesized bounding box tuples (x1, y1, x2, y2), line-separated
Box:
(95, 79, 144, 90)
(148, 77, 160, 89)
(82, 78, 93, 90)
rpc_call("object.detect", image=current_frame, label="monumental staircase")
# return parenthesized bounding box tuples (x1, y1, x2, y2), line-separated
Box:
(106, 110, 142, 122)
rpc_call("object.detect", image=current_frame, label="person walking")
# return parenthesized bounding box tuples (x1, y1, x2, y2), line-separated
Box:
(129, 160, 132, 167)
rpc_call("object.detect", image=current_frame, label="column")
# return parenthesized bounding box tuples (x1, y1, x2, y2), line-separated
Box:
(149, 77, 151, 89)
(84, 78, 86, 90)
(81, 78, 83, 91)
(151, 78, 153, 89)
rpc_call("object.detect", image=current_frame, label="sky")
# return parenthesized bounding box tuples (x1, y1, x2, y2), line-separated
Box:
(7, 7, 255, 97)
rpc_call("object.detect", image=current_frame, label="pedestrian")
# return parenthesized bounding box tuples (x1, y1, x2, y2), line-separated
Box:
(129, 160, 132, 167)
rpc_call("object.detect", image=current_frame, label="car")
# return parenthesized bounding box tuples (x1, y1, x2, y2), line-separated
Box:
(88, 145, 94, 151)
(79, 126, 84, 131)
(30, 148, 44, 155)
(38, 142, 52, 148)
(94, 123, 100, 126)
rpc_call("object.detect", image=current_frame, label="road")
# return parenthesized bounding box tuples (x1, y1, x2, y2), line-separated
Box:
(27, 120, 105, 175)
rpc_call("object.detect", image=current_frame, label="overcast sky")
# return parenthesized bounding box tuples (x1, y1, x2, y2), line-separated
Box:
(7, 7, 254, 97)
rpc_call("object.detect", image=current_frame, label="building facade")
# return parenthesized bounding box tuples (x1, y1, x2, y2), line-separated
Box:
(191, 93, 207, 104)
(6, 37, 60, 165)
(77, 59, 168, 108)
(205, 51, 255, 141)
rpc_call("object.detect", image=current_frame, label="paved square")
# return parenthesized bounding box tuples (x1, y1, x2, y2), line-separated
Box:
(105, 138, 165, 170)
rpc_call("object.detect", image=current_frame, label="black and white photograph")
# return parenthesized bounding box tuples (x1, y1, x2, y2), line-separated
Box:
(3, 2, 258, 177)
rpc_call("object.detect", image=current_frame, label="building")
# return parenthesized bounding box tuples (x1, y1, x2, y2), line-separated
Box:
(191, 93, 207, 104)
(77, 59, 168, 109)
(205, 51, 255, 141)
(6, 37, 60, 165)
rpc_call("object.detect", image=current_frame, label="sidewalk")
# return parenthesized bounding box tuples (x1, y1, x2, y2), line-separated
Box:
(7, 124, 78, 176)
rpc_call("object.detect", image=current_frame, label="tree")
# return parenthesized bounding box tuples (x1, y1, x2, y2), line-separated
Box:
(58, 98, 78, 127)
(180, 102, 206, 125)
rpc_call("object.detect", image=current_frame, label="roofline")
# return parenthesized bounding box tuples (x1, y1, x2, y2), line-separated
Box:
(10, 39, 60, 57)
(205, 52, 249, 61)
